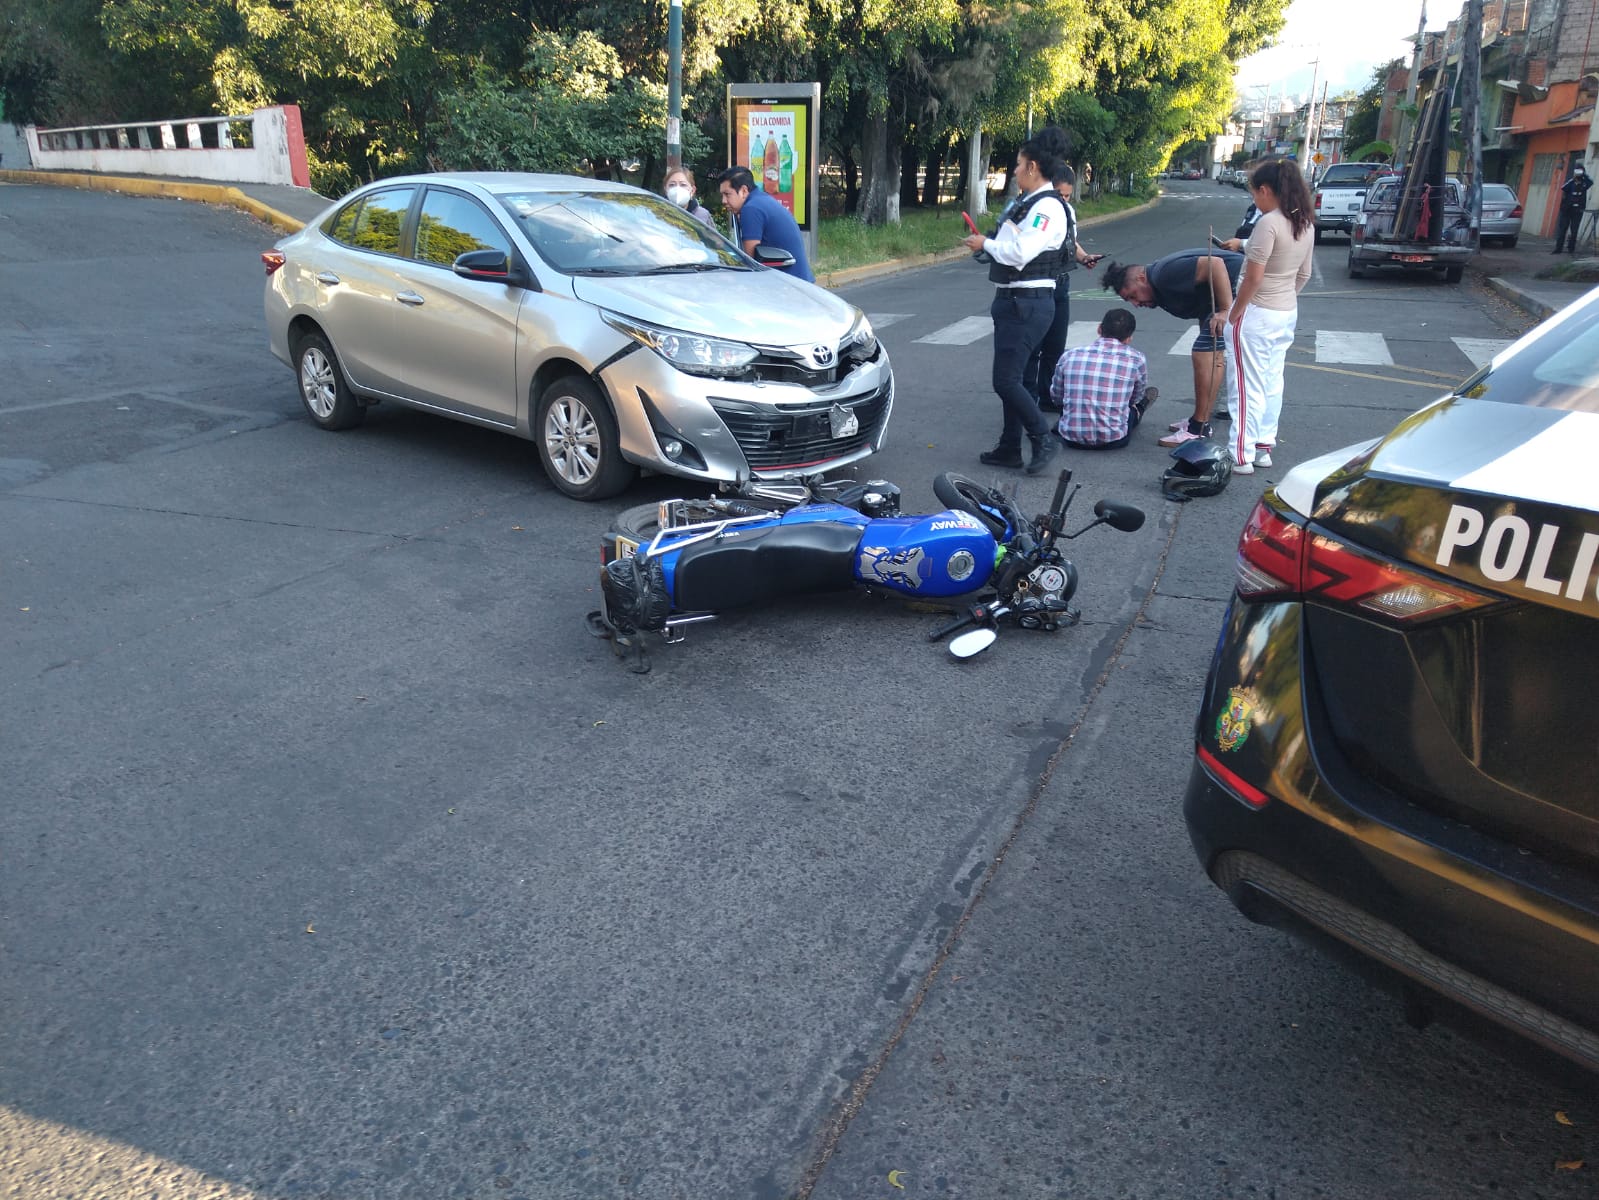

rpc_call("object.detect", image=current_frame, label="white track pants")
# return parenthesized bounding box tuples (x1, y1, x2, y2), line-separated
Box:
(1226, 304, 1297, 465)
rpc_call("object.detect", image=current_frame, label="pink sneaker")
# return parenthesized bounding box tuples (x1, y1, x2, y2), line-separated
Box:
(1158, 425, 1209, 447)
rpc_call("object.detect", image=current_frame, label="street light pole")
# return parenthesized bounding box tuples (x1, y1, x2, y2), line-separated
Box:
(667, 0, 683, 170)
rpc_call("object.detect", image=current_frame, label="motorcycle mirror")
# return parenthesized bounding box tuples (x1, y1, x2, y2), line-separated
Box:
(948, 628, 998, 659)
(1093, 500, 1146, 532)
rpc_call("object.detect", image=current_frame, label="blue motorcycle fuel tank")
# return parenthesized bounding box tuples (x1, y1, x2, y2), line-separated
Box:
(851, 509, 999, 597)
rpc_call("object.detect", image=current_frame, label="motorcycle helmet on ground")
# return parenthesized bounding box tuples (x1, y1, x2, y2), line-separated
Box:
(1161, 438, 1232, 501)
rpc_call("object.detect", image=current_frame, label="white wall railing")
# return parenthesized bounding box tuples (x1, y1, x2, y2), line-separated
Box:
(24, 105, 310, 188)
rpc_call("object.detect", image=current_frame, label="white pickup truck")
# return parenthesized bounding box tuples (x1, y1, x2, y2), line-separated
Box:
(1313, 162, 1386, 243)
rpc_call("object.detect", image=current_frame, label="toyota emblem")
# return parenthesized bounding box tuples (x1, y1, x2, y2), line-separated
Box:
(812, 344, 835, 367)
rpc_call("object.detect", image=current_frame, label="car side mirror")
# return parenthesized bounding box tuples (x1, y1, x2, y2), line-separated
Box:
(453, 249, 535, 289)
(751, 243, 795, 269)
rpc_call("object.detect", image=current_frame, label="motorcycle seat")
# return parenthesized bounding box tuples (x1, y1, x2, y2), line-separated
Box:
(672, 520, 863, 612)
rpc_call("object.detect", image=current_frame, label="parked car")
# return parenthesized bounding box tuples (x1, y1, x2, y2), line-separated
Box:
(1312, 161, 1386, 242)
(1348, 173, 1477, 283)
(1185, 283, 1599, 1075)
(262, 172, 893, 501)
(1480, 182, 1525, 246)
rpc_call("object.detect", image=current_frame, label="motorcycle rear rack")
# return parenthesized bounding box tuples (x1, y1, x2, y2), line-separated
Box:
(638, 513, 777, 560)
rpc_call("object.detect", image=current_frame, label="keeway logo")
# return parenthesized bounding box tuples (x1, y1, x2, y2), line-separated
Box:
(929, 516, 982, 531)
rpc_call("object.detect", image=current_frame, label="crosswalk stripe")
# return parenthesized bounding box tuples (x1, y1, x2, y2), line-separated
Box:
(865, 312, 912, 329)
(1169, 327, 1200, 356)
(1064, 320, 1101, 349)
(914, 316, 991, 345)
(1451, 336, 1514, 369)
(1316, 330, 1393, 365)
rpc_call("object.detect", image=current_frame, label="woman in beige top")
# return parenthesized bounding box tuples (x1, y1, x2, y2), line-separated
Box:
(1213, 158, 1315, 473)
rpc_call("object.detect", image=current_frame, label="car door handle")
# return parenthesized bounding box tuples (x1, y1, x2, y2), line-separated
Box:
(316, 271, 341, 285)
(395, 291, 425, 306)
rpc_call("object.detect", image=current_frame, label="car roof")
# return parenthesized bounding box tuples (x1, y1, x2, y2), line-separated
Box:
(355, 172, 645, 197)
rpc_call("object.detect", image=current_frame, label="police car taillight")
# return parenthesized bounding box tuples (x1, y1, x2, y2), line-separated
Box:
(1235, 499, 1304, 597)
(1235, 498, 1492, 622)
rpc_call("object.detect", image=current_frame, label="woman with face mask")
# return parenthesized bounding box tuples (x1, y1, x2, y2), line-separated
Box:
(664, 166, 715, 227)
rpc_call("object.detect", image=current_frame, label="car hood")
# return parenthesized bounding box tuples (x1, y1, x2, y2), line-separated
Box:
(572, 270, 854, 346)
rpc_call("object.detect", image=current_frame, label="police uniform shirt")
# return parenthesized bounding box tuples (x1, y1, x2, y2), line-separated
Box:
(1561, 171, 1592, 210)
(982, 187, 1069, 288)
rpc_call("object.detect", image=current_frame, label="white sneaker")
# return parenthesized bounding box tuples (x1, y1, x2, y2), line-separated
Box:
(1232, 459, 1255, 475)
(1254, 449, 1273, 468)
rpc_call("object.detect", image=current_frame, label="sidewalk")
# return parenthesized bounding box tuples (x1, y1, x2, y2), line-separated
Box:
(1470, 228, 1597, 319)
(0, 167, 328, 232)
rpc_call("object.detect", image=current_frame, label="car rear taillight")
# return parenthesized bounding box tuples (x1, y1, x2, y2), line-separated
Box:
(1510, 204, 1524, 218)
(262, 250, 286, 276)
(1314, 193, 1322, 209)
(1235, 497, 1495, 622)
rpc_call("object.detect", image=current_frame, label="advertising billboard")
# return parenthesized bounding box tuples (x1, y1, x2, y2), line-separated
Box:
(727, 83, 821, 264)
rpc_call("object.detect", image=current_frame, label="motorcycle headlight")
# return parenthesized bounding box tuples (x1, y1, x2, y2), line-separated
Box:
(846, 311, 878, 358)
(602, 312, 759, 377)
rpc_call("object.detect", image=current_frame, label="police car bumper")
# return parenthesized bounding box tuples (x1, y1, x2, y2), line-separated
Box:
(1185, 592, 1599, 1074)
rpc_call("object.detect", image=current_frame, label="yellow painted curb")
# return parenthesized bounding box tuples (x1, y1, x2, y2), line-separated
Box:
(0, 169, 306, 234)
(815, 195, 1161, 291)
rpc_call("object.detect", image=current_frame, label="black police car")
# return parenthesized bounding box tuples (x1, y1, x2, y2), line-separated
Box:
(1185, 285, 1599, 1072)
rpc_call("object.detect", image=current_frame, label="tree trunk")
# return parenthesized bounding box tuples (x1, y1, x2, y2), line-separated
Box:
(900, 137, 920, 209)
(922, 134, 950, 208)
(842, 149, 859, 215)
(858, 106, 902, 226)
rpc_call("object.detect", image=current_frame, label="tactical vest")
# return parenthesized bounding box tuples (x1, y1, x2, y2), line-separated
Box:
(988, 190, 1069, 285)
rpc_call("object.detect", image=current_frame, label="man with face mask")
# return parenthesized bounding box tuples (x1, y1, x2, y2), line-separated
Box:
(1553, 161, 1592, 254)
(663, 166, 715, 228)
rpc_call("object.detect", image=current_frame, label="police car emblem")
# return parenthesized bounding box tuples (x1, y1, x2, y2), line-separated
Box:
(1215, 686, 1258, 753)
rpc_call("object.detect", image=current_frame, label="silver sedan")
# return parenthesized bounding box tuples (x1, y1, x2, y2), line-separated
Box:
(1479, 182, 1524, 247)
(263, 173, 893, 500)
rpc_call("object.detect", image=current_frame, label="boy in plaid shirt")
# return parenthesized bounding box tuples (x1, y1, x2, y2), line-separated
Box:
(1050, 307, 1155, 450)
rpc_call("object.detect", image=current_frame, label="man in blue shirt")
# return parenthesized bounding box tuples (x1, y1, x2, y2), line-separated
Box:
(716, 167, 814, 282)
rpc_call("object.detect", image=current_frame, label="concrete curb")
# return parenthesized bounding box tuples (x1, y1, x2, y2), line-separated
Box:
(0, 169, 306, 234)
(1481, 274, 1556, 320)
(813, 195, 1161, 290)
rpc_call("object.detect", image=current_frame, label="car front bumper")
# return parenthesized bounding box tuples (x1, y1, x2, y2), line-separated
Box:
(596, 344, 895, 484)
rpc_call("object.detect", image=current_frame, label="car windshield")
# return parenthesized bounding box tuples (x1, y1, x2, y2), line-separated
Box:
(1461, 299, 1599, 413)
(496, 190, 747, 275)
(1320, 165, 1374, 187)
(1483, 184, 1518, 203)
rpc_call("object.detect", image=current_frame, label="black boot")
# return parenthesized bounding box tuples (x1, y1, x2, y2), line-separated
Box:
(1025, 433, 1060, 476)
(979, 445, 1024, 468)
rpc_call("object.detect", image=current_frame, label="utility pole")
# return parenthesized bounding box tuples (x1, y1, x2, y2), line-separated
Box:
(1397, 0, 1428, 165)
(1301, 58, 1321, 163)
(666, 0, 683, 170)
(1459, 0, 1485, 237)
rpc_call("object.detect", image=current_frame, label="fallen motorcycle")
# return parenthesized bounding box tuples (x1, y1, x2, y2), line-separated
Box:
(587, 469, 1145, 671)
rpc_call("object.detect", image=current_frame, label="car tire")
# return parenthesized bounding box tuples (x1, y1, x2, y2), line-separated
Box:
(535, 375, 635, 501)
(293, 329, 365, 431)
(1505, 237, 1517, 248)
(1314, 227, 1323, 244)
(1347, 253, 1365, 279)
(1444, 265, 1464, 283)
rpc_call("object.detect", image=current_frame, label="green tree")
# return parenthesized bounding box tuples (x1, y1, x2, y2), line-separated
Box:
(1343, 59, 1400, 153)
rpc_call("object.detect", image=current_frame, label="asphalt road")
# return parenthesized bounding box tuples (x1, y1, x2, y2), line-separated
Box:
(2, 177, 1593, 1200)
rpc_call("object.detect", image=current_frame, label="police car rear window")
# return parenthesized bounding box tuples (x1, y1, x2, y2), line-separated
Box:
(1462, 301, 1599, 414)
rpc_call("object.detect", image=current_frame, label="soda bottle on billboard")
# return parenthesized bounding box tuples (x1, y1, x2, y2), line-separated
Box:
(763, 135, 780, 194)
(778, 134, 794, 192)
(749, 132, 763, 174)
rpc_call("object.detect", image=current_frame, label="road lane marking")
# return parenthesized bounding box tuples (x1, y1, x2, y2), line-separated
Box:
(1316, 329, 1393, 365)
(866, 313, 912, 329)
(1287, 361, 1442, 388)
(914, 316, 991, 345)
(1451, 336, 1514, 369)
(1168, 327, 1200, 355)
(1064, 320, 1101, 349)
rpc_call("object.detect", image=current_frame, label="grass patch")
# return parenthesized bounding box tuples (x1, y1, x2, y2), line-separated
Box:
(814, 193, 1149, 275)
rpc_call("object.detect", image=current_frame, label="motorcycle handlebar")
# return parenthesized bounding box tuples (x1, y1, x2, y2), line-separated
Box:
(927, 612, 976, 642)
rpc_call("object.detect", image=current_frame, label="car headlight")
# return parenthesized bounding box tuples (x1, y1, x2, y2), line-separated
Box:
(846, 312, 878, 358)
(602, 312, 758, 377)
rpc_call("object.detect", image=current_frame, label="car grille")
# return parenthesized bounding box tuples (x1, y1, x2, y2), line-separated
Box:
(708, 385, 890, 471)
(746, 343, 882, 386)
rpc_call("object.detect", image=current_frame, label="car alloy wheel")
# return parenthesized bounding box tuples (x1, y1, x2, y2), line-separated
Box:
(300, 345, 338, 420)
(545, 393, 602, 486)
(534, 375, 634, 500)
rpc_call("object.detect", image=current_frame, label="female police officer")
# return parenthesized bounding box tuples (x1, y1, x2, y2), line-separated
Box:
(961, 127, 1071, 475)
